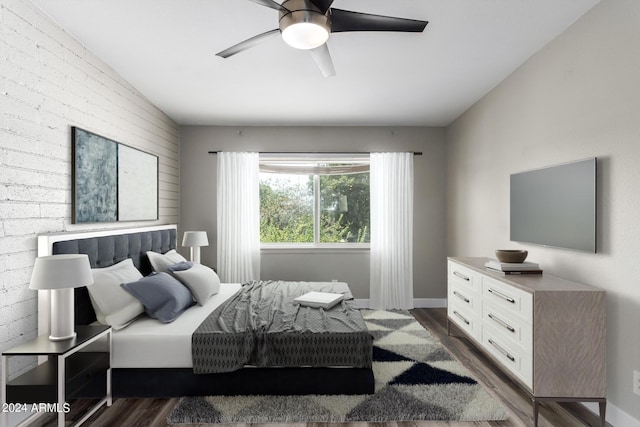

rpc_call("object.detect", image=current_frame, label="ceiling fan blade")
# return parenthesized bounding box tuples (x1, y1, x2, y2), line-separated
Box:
(330, 8, 428, 33)
(309, 43, 336, 78)
(216, 29, 280, 58)
(247, 0, 289, 12)
(308, 0, 334, 14)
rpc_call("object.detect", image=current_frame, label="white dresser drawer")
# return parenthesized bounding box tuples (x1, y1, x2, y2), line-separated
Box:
(482, 277, 533, 323)
(448, 302, 481, 342)
(449, 282, 481, 315)
(482, 301, 533, 354)
(482, 323, 533, 389)
(448, 261, 482, 295)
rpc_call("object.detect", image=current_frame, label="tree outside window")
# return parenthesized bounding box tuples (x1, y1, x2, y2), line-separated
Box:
(259, 158, 370, 245)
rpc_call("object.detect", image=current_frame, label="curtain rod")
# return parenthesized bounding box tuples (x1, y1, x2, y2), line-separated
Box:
(207, 151, 422, 156)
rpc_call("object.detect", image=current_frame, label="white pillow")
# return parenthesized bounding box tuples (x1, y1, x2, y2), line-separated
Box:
(147, 249, 188, 272)
(170, 263, 220, 306)
(88, 259, 144, 330)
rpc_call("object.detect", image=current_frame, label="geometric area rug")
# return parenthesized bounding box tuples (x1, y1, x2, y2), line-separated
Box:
(167, 310, 509, 424)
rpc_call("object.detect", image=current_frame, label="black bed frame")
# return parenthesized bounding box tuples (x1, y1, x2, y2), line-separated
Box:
(51, 227, 374, 397)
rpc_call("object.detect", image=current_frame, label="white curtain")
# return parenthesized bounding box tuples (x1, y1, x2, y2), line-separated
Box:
(369, 152, 414, 309)
(217, 152, 260, 283)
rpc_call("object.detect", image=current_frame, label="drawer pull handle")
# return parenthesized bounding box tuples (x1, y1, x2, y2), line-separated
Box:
(488, 313, 516, 333)
(488, 288, 516, 303)
(488, 338, 516, 362)
(453, 291, 470, 303)
(453, 311, 470, 325)
(453, 271, 470, 281)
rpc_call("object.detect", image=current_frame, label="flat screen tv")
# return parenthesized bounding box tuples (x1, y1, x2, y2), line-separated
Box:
(510, 158, 596, 253)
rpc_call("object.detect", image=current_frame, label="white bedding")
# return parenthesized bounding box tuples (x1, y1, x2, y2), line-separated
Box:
(111, 283, 241, 368)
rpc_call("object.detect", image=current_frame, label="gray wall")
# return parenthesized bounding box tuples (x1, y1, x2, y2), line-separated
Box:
(180, 126, 447, 300)
(446, 0, 640, 421)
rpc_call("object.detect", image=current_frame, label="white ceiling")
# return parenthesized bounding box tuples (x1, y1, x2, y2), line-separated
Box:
(32, 0, 598, 126)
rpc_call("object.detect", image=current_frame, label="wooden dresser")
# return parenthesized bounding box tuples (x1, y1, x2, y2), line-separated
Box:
(447, 257, 606, 427)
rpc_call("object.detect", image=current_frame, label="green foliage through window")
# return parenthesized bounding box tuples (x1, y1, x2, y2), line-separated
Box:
(260, 166, 370, 244)
(319, 173, 370, 243)
(260, 174, 314, 243)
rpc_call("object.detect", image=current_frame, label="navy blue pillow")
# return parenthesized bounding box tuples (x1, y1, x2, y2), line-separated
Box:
(121, 272, 194, 323)
(166, 261, 193, 272)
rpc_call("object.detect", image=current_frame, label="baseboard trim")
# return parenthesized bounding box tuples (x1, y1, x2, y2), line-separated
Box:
(583, 401, 640, 427)
(413, 298, 447, 308)
(354, 299, 448, 309)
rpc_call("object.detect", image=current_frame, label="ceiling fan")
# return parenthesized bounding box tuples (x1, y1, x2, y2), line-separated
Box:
(216, 0, 428, 77)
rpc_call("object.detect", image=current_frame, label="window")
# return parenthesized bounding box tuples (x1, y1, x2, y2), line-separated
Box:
(260, 173, 314, 243)
(259, 155, 370, 246)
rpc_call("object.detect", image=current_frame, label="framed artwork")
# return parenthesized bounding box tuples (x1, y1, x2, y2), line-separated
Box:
(72, 127, 159, 223)
(118, 144, 158, 221)
(72, 128, 118, 223)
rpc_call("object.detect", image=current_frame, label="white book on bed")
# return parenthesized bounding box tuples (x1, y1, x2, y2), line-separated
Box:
(294, 291, 344, 309)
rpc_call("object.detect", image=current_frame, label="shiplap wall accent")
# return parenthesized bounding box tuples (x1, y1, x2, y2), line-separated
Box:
(0, 0, 180, 379)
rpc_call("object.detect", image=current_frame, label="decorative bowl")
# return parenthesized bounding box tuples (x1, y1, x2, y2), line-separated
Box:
(495, 249, 528, 263)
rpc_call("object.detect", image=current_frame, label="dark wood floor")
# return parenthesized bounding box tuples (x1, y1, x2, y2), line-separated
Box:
(32, 308, 606, 427)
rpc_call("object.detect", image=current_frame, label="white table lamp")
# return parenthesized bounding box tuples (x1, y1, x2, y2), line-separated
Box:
(29, 254, 93, 341)
(182, 231, 209, 263)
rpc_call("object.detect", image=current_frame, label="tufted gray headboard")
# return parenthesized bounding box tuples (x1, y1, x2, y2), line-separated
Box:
(39, 225, 177, 326)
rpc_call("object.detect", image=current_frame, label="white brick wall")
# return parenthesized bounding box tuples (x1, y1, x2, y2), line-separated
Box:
(0, 0, 180, 378)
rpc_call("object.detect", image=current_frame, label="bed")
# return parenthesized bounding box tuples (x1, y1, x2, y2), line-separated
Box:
(36, 225, 374, 397)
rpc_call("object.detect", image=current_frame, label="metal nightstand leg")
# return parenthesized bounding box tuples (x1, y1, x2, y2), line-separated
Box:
(57, 356, 65, 427)
(107, 329, 112, 406)
(71, 329, 112, 426)
(1, 355, 7, 427)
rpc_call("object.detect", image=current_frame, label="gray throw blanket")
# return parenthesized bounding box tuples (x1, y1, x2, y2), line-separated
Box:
(192, 280, 373, 374)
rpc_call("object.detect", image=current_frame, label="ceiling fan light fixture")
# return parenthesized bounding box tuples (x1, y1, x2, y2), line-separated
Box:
(281, 21, 329, 50)
(279, 1, 330, 50)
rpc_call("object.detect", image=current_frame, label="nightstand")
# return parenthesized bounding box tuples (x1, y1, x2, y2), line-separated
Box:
(1, 325, 112, 427)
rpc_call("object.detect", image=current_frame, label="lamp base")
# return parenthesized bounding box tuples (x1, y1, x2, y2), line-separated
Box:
(190, 247, 201, 264)
(49, 288, 76, 342)
(49, 331, 77, 341)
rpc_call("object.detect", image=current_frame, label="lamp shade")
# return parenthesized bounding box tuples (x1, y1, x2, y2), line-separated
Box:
(182, 231, 209, 248)
(29, 254, 93, 290)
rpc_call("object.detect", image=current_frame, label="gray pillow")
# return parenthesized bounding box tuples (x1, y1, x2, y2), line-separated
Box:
(168, 262, 220, 306)
(121, 272, 194, 323)
(146, 249, 188, 272)
(166, 261, 193, 272)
